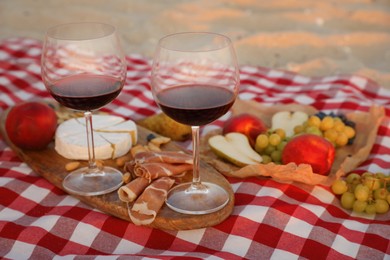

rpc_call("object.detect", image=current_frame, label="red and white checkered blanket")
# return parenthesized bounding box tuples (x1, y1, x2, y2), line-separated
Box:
(0, 38, 389, 259)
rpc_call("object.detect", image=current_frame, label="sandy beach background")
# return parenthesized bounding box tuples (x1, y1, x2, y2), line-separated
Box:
(1, 0, 389, 89)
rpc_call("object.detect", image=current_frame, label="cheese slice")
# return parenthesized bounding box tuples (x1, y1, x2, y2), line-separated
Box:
(55, 115, 137, 160)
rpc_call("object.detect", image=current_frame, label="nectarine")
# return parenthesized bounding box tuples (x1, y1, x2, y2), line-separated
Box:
(281, 134, 335, 175)
(5, 101, 57, 150)
(223, 113, 267, 147)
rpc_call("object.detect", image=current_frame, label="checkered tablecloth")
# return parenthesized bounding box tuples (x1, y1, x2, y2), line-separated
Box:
(0, 38, 389, 259)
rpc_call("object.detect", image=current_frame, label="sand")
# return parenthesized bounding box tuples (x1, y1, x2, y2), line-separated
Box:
(1, 0, 389, 89)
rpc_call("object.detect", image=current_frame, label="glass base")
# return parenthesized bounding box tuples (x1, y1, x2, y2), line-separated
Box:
(165, 182, 229, 215)
(63, 166, 123, 196)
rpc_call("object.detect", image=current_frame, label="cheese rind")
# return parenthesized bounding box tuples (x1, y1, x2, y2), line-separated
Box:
(55, 115, 137, 160)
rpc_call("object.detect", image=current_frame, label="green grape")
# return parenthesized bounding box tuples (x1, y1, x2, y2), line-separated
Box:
(276, 140, 287, 152)
(387, 194, 390, 205)
(363, 176, 381, 190)
(354, 184, 370, 202)
(365, 204, 376, 215)
(341, 192, 355, 209)
(255, 134, 269, 150)
(331, 179, 348, 195)
(263, 145, 276, 155)
(261, 154, 272, 164)
(305, 126, 323, 136)
(346, 173, 361, 185)
(268, 133, 281, 146)
(374, 188, 389, 200)
(375, 199, 390, 214)
(353, 200, 367, 213)
(270, 150, 282, 163)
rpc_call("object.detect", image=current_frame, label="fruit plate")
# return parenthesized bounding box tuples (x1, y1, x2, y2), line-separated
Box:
(0, 109, 234, 231)
(200, 99, 386, 186)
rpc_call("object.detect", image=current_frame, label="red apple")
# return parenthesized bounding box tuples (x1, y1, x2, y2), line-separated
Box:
(223, 113, 268, 147)
(281, 134, 335, 175)
(5, 101, 57, 150)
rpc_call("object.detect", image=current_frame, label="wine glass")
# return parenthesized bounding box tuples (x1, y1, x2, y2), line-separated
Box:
(41, 22, 127, 196)
(151, 32, 240, 214)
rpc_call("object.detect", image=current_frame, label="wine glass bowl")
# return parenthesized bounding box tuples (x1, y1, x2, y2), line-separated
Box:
(151, 32, 240, 214)
(41, 22, 127, 196)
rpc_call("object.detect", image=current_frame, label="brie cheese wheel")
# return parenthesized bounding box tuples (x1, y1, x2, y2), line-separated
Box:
(55, 115, 137, 160)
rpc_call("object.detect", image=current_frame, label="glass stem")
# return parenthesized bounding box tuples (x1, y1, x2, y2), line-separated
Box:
(84, 111, 98, 172)
(191, 126, 201, 186)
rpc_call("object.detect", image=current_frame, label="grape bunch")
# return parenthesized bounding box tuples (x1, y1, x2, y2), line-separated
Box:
(294, 112, 356, 147)
(331, 172, 390, 214)
(254, 128, 288, 164)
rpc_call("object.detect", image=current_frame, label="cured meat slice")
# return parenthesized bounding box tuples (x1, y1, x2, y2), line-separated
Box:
(127, 162, 193, 181)
(129, 177, 175, 225)
(133, 151, 193, 164)
(117, 177, 150, 202)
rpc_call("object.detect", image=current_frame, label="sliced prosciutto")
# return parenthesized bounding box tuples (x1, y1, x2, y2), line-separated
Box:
(128, 162, 193, 181)
(129, 177, 175, 225)
(117, 177, 150, 202)
(132, 151, 193, 164)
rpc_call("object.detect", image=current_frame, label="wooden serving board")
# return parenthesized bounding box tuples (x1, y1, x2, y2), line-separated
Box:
(0, 111, 234, 230)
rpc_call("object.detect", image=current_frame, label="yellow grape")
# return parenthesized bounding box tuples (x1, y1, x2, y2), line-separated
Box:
(274, 128, 286, 140)
(362, 172, 373, 178)
(375, 172, 386, 179)
(341, 192, 355, 209)
(335, 132, 349, 147)
(324, 129, 338, 143)
(333, 120, 346, 132)
(354, 184, 370, 202)
(365, 204, 376, 214)
(255, 134, 269, 150)
(320, 116, 335, 131)
(331, 179, 348, 195)
(353, 200, 367, 213)
(269, 133, 281, 146)
(375, 199, 389, 214)
(346, 173, 361, 184)
(307, 115, 321, 128)
(332, 171, 390, 215)
(294, 125, 305, 134)
(344, 126, 356, 139)
(374, 188, 388, 200)
(363, 176, 381, 190)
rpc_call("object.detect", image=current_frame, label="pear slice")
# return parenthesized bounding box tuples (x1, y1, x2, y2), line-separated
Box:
(224, 132, 263, 163)
(271, 111, 309, 137)
(209, 135, 261, 167)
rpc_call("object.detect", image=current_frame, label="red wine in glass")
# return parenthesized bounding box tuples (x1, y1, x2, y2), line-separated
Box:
(49, 74, 123, 111)
(41, 22, 127, 196)
(156, 84, 235, 126)
(151, 32, 239, 214)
